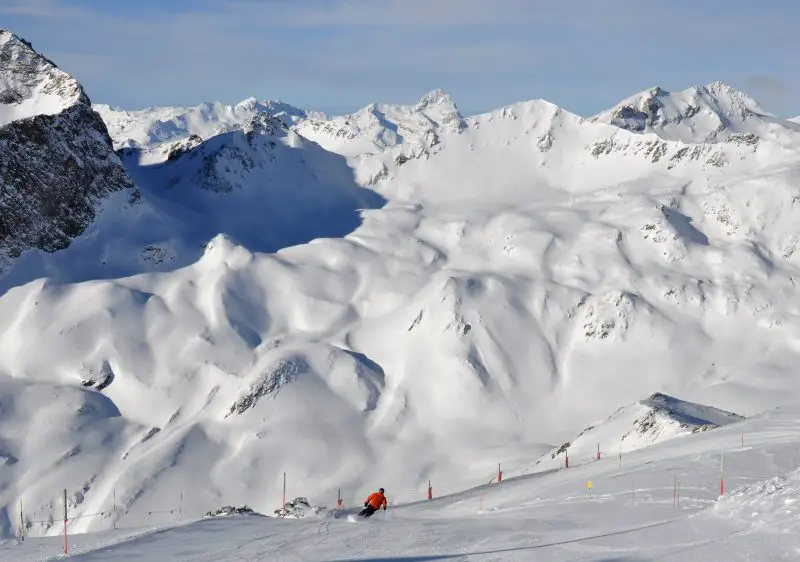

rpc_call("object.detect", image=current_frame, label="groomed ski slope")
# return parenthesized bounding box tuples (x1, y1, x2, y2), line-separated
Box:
(4, 404, 799, 561)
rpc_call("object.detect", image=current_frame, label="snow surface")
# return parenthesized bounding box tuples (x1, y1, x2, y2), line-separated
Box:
(5, 48, 800, 562)
(2, 403, 799, 560)
(0, 30, 82, 125)
(0, 91, 68, 125)
(533, 393, 744, 472)
(94, 98, 319, 150)
(591, 81, 800, 148)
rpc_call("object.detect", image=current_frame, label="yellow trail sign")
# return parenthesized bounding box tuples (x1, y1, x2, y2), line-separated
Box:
(586, 481, 593, 489)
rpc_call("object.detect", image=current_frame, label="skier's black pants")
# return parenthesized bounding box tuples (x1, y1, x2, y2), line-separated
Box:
(358, 505, 377, 518)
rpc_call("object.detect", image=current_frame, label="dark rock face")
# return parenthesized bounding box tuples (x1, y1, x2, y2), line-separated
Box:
(225, 356, 310, 417)
(0, 30, 133, 267)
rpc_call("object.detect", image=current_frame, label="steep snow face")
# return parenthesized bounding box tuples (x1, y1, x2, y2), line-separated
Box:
(94, 97, 315, 150)
(0, 30, 133, 270)
(0, 31, 83, 125)
(591, 81, 800, 147)
(533, 393, 744, 470)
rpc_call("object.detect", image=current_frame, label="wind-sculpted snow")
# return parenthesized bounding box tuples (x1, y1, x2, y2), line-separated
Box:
(3, 30, 800, 539)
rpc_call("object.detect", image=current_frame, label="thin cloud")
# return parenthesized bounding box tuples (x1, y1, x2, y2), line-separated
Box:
(3, 0, 799, 116)
(0, 0, 85, 18)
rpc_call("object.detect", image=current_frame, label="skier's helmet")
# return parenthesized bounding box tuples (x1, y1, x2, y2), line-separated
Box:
(379, 488, 384, 493)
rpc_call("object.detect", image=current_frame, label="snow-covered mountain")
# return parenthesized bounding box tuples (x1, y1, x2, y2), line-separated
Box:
(590, 81, 800, 147)
(4, 27, 800, 539)
(293, 89, 465, 158)
(114, 112, 385, 255)
(94, 97, 319, 150)
(533, 392, 744, 470)
(0, 30, 133, 270)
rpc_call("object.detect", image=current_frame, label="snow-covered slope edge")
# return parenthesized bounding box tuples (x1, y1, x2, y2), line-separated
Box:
(0, 30, 133, 270)
(534, 392, 744, 470)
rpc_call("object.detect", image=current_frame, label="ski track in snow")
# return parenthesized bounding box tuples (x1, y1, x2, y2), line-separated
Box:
(2, 405, 800, 560)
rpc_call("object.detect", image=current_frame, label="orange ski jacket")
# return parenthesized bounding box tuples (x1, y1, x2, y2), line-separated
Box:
(365, 491, 387, 510)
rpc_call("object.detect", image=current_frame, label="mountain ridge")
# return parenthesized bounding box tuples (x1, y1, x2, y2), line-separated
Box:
(95, 81, 800, 153)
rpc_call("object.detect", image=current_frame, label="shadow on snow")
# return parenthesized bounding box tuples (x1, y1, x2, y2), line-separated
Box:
(0, 126, 386, 294)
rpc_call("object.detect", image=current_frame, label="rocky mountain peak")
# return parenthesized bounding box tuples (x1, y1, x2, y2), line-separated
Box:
(0, 30, 133, 269)
(592, 81, 782, 143)
(0, 30, 88, 123)
(415, 89, 455, 110)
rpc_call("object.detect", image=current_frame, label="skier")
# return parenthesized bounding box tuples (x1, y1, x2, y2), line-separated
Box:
(358, 488, 387, 518)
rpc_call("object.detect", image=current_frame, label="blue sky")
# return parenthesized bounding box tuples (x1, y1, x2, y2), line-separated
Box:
(2, 0, 799, 117)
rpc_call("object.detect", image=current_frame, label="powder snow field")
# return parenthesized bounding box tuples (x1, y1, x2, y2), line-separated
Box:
(2, 403, 799, 560)
(5, 29, 800, 559)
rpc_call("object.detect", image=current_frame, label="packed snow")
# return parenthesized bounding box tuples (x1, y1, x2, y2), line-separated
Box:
(3, 26, 800, 559)
(2, 403, 799, 560)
